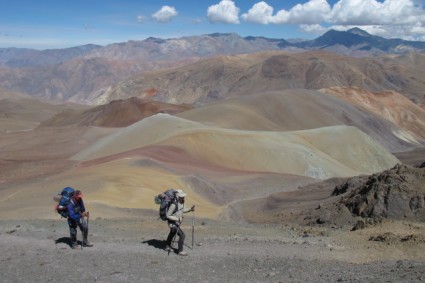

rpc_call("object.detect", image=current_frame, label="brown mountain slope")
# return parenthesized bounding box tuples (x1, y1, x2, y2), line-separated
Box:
(177, 89, 420, 152)
(0, 55, 200, 104)
(40, 97, 191, 127)
(0, 87, 32, 100)
(95, 51, 425, 107)
(386, 52, 425, 73)
(0, 57, 144, 103)
(71, 114, 399, 179)
(0, 89, 89, 132)
(320, 87, 425, 142)
(0, 114, 399, 219)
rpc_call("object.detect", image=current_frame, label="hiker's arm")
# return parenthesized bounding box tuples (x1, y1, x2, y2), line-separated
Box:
(183, 205, 195, 213)
(80, 200, 86, 213)
(80, 200, 89, 217)
(166, 203, 179, 221)
(67, 204, 81, 221)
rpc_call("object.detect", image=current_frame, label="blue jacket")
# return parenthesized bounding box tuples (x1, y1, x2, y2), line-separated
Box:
(67, 198, 86, 222)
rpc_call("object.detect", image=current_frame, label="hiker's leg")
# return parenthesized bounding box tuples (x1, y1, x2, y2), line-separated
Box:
(67, 219, 78, 244)
(78, 218, 89, 242)
(78, 218, 93, 246)
(177, 229, 186, 253)
(166, 226, 177, 247)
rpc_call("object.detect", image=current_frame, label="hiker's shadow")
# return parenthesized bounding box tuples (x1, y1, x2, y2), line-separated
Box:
(142, 239, 166, 250)
(55, 237, 81, 248)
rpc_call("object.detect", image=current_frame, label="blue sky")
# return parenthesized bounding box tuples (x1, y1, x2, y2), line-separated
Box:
(1, 0, 424, 50)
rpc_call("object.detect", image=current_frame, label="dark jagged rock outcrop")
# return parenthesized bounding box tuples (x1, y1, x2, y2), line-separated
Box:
(336, 164, 425, 221)
(312, 163, 425, 228)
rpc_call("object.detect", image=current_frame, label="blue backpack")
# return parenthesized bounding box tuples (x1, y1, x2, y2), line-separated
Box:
(54, 187, 75, 218)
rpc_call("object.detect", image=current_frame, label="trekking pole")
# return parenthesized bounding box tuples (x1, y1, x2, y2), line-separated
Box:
(191, 210, 195, 250)
(80, 219, 83, 250)
(80, 217, 86, 250)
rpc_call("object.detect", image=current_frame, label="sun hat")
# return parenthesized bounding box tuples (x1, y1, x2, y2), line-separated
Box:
(176, 190, 186, 198)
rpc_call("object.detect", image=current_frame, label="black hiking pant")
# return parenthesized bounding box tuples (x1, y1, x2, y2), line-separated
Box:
(166, 224, 185, 252)
(68, 218, 88, 244)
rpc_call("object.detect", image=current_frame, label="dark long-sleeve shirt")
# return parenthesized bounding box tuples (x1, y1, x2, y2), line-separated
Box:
(67, 198, 86, 221)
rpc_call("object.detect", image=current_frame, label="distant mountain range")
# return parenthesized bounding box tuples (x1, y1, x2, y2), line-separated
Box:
(296, 28, 425, 55)
(1, 28, 424, 68)
(0, 28, 424, 105)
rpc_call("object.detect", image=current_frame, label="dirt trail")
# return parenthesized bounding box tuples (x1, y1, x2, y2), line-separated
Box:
(1, 216, 425, 282)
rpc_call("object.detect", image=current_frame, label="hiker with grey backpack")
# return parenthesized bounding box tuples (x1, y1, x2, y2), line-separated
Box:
(163, 190, 195, 256)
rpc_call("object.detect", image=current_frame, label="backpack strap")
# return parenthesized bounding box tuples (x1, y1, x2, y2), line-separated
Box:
(69, 198, 81, 214)
(171, 199, 179, 214)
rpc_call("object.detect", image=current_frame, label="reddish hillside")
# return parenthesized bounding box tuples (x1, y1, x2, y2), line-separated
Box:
(320, 87, 425, 142)
(40, 97, 191, 127)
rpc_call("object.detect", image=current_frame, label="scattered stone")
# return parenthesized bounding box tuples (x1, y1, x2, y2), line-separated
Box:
(351, 220, 365, 231)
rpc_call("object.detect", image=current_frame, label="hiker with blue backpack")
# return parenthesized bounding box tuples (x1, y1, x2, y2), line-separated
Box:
(164, 190, 195, 256)
(66, 190, 93, 249)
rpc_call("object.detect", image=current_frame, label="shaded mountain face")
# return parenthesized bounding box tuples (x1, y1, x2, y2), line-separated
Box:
(176, 89, 425, 152)
(98, 51, 425, 108)
(0, 57, 153, 103)
(320, 87, 425, 142)
(296, 28, 425, 55)
(1, 29, 423, 67)
(0, 30, 424, 105)
(0, 44, 101, 68)
(0, 33, 284, 68)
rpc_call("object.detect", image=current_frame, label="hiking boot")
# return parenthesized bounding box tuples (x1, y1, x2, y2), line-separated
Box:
(71, 242, 79, 249)
(177, 251, 188, 256)
(164, 245, 171, 252)
(83, 241, 93, 247)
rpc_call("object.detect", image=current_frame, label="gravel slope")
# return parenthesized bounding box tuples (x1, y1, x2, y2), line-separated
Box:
(1, 217, 424, 283)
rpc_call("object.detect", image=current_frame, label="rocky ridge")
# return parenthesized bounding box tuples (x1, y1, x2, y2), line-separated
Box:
(311, 164, 425, 229)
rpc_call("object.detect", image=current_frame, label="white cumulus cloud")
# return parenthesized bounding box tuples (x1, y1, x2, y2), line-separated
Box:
(241, 1, 274, 24)
(329, 0, 421, 25)
(328, 0, 425, 40)
(275, 0, 331, 24)
(152, 6, 178, 23)
(299, 24, 329, 35)
(240, 0, 425, 40)
(242, 0, 331, 25)
(207, 0, 240, 24)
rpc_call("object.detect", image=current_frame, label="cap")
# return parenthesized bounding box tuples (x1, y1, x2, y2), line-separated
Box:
(176, 190, 186, 198)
